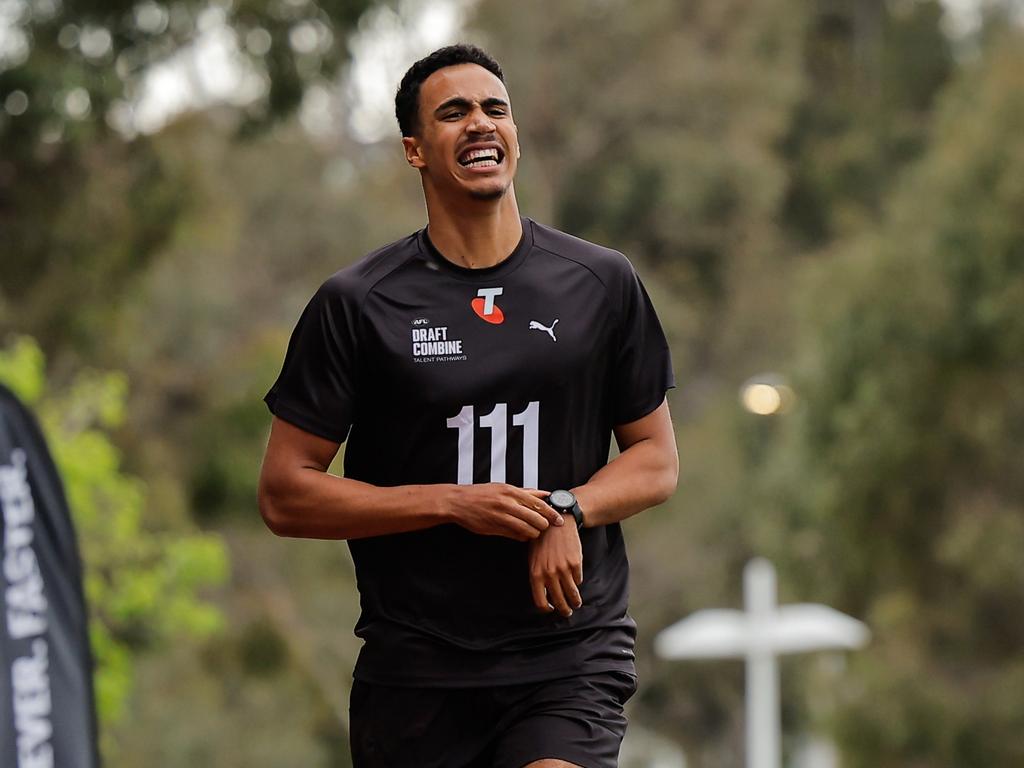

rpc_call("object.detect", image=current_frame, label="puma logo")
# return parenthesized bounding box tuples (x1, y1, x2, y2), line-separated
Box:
(529, 319, 559, 342)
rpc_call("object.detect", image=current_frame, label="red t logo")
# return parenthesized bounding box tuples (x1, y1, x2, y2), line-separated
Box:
(472, 287, 504, 324)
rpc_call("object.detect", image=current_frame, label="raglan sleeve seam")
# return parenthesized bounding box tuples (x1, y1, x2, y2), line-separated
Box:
(532, 242, 623, 326)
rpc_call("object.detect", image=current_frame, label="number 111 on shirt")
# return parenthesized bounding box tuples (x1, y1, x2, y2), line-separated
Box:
(446, 402, 540, 488)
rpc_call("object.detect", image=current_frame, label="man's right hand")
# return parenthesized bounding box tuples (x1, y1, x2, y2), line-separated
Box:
(442, 484, 564, 541)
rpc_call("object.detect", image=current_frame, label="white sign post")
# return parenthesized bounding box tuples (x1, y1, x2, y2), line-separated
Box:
(655, 558, 870, 768)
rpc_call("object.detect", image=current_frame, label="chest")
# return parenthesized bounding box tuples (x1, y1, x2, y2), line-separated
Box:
(358, 261, 614, 409)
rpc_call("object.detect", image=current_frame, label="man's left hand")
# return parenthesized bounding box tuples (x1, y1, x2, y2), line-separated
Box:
(528, 518, 583, 617)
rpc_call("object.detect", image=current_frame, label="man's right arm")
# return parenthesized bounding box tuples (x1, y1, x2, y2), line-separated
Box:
(258, 416, 564, 541)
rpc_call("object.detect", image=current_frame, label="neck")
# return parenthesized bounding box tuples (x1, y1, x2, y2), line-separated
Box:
(424, 188, 523, 269)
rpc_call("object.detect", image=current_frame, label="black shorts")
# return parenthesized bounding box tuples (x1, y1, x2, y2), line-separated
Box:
(349, 669, 638, 768)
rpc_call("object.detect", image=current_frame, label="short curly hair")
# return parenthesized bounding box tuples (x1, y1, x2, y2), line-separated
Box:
(395, 44, 505, 138)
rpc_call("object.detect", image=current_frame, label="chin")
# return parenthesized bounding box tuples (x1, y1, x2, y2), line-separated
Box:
(467, 181, 511, 201)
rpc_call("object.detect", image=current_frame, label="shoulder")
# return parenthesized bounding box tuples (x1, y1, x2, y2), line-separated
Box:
(528, 219, 637, 287)
(528, 220, 642, 315)
(318, 232, 421, 306)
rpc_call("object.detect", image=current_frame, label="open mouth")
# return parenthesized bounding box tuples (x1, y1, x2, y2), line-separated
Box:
(458, 147, 504, 169)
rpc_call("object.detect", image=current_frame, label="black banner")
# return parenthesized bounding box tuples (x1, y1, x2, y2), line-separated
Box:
(0, 383, 100, 767)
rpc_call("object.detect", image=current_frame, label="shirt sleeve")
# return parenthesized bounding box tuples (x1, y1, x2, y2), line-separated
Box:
(264, 277, 361, 443)
(611, 262, 675, 425)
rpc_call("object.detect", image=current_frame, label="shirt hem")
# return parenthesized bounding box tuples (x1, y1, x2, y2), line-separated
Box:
(352, 657, 637, 689)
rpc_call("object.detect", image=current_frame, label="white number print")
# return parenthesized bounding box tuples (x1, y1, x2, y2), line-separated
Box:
(446, 402, 540, 487)
(478, 403, 508, 483)
(445, 405, 475, 485)
(511, 400, 539, 488)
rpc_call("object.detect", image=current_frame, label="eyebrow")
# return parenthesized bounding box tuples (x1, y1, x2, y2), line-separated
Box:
(433, 97, 509, 116)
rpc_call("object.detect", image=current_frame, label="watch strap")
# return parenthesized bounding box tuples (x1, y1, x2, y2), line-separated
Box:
(566, 499, 584, 530)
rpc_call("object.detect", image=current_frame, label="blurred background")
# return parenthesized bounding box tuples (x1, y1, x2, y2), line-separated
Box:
(2, 0, 1024, 765)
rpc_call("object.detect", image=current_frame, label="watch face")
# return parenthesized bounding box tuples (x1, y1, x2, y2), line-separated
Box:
(549, 490, 575, 509)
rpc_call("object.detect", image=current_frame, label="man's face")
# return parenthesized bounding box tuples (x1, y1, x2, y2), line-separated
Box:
(404, 63, 520, 202)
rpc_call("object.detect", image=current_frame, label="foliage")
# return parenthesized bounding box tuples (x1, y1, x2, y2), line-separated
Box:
(0, 335, 229, 759)
(0, 0, 375, 357)
(3, 0, 1024, 763)
(0, 0, 375, 146)
(762, 28, 1024, 767)
(778, 0, 953, 245)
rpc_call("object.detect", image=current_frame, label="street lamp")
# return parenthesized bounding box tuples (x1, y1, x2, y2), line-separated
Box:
(740, 373, 795, 416)
(655, 558, 869, 768)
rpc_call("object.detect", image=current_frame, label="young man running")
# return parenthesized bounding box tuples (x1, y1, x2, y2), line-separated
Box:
(259, 43, 678, 768)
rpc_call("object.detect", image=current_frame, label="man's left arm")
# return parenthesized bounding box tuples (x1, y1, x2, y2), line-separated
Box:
(528, 398, 678, 616)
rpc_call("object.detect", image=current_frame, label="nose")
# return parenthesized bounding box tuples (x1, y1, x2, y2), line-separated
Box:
(467, 106, 496, 134)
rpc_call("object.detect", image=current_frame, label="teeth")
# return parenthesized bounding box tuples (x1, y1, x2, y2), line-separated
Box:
(460, 148, 500, 165)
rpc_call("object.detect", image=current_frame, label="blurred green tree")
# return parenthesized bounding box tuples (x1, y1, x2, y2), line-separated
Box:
(778, 0, 953, 246)
(0, 0, 376, 356)
(762, 26, 1024, 767)
(0, 0, 374, 144)
(0, 335, 229, 761)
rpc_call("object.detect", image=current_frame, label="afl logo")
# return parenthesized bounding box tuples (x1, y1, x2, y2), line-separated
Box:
(472, 287, 504, 324)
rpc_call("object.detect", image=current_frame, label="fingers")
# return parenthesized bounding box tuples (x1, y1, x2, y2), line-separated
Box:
(530, 568, 582, 617)
(560, 568, 583, 610)
(525, 509, 584, 615)
(545, 576, 574, 617)
(451, 484, 562, 540)
(508, 517, 541, 541)
(531, 575, 553, 613)
(541, 503, 565, 527)
(514, 505, 554, 533)
(508, 488, 562, 529)
(516, 488, 563, 527)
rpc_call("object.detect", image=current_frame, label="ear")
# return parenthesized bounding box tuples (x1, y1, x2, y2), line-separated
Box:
(403, 136, 426, 169)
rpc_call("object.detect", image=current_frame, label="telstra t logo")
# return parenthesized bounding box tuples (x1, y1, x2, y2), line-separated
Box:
(472, 287, 504, 324)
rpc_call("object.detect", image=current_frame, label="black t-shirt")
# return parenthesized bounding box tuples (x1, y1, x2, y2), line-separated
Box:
(265, 218, 674, 686)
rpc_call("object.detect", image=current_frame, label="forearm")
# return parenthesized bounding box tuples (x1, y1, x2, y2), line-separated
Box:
(259, 413, 562, 540)
(260, 468, 451, 540)
(528, 415, 676, 615)
(572, 434, 678, 528)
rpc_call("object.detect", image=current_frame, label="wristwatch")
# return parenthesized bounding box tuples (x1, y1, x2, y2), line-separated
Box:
(548, 489, 584, 530)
